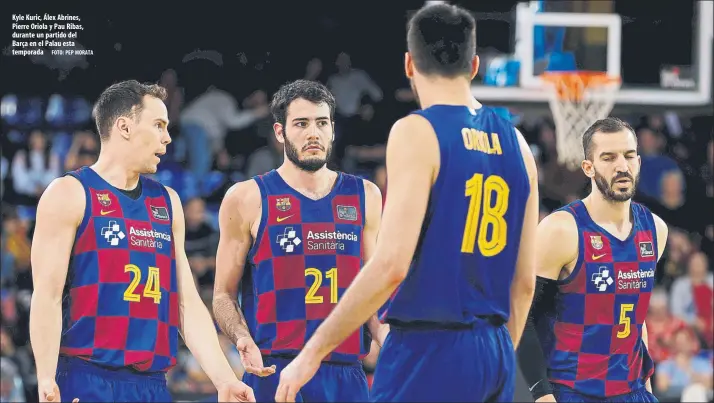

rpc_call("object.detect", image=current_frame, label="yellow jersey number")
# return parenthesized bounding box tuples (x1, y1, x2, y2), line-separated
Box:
(123, 264, 162, 304)
(461, 173, 510, 257)
(617, 303, 635, 338)
(305, 268, 338, 304)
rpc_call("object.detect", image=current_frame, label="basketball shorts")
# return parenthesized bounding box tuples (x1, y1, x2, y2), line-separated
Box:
(553, 384, 659, 403)
(56, 356, 172, 402)
(243, 355, 369, 402)
(370, 317, 515, 402)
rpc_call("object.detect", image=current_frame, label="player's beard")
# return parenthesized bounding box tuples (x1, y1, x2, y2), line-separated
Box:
(594, 168, 639, 202)
(283, 133, 332, 173)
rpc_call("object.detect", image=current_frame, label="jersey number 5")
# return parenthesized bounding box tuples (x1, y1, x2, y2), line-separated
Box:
(305, 268, 338, 304)
(617, 303, 634, 338)
(123, 264, 162, 304)
(461, 173, 510, 257)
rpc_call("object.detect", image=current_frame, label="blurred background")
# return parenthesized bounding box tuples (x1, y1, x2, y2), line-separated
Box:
(1, 1, 712, 402)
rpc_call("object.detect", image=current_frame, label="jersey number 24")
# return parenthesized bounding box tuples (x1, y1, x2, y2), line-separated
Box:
(461, 173, 510, 257)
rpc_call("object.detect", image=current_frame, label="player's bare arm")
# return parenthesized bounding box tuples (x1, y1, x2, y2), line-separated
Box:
(213, 180, 275, 377)
(518, 210, 579, 402)
(642, 213, 669, 393)
(30, 176, 85, 402)
(274, 114, 438, 402)
(166, 186, 255, 400)
(506, 129, 539, 349)
(361, 179, 388, 347)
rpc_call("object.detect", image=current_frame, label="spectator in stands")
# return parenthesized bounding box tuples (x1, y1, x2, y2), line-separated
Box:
(660, 228, 695, 288)
(159, 68, 184, 130)
(637, 127, 683, 201)
(655, 327, 713, 402)
(670, 252, 714, 346)
(646, 288, 687, 363)
(1, 207, 30, 278)
(179, 84, 269, 184)
(0, 357, 25, 403)
(184, 197, 219, 288)
(327, 52, 383, 121)
(304, 58, 325, 82)
(63, 130, 99, 171)
(659, 170, 686, 210)
(0, 327, 34, 402)
(0, 155, 7, 200)
(245, 129, 283, 178)
(536, 123, 588, 205)
(10, 130, 60, 204)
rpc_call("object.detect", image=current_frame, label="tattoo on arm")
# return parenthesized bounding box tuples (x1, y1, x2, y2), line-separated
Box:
(213, 295, 251, 345)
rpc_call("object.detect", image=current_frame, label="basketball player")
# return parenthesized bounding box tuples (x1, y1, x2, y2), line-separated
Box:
(518, 117, 668, 403)
(212, 79, 384, 402)
(275, 4, 539, 402)
(29, 80, 254, 403)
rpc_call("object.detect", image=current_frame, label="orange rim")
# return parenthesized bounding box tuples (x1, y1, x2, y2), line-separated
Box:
(541, 71, 621, 101)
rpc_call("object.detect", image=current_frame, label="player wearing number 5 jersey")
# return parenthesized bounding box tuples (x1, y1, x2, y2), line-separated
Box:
(274, 4, 539, 403)
(212, 79, 384, 402)
(518, 117, 668, 403)
(29, 80, 254, 403)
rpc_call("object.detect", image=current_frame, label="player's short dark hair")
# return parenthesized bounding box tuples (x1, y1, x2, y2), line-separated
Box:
(407, 3, 477, 78)
(582, 117, 637, 160)
(270, 79, 336, 129)
(92, 80, 167, 141)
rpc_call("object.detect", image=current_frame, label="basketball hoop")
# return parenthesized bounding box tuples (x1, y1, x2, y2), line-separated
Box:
(541, 71, 621, 170)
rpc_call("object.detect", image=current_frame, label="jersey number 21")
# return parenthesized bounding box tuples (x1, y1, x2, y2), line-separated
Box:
(461, 173, 510, 257)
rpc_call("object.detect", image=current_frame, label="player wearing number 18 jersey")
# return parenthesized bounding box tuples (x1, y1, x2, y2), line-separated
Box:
(213, 79, 383, 402)
(518, 117, 669, 403)
(274, 4, 539, 403)
(30, 80, 254, 403)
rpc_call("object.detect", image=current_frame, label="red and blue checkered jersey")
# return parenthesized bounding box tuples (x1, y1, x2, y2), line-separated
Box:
(59, 167, 179, 372)
(246, 170, 368, 364)
(537, 200, 658, 397)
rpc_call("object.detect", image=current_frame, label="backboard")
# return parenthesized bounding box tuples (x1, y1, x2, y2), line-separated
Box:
(471, 0, 712, 113)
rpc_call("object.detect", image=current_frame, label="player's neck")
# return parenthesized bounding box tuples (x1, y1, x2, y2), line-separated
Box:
(277, 163, 336, 195)
(585, 192, 632, 227)
(91, 151, 141, 191)
(415, 77, 481, 110)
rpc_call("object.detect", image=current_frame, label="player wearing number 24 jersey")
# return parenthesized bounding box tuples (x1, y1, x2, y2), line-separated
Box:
(274, 4, 539, 403)
(518, 117, 669, 403)
(29, 80, 254, 403)
(212, 79, 384, 402)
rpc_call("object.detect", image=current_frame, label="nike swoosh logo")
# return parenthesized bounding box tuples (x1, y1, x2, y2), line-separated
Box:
(100, 210, 115, 216)
(529, 380, 542, 392)
(276, 215, 294, 222)
(592, 254, 607, 260)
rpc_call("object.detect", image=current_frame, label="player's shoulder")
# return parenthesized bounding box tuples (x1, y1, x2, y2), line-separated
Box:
(360, 178, 382, 205)
(37, 175, 86, 223)
(222, 178, 262, 212)
(387, 114, 440, 162)
(539, 208, 579, 237)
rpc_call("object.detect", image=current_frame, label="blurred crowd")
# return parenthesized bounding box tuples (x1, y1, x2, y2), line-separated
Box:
(1, 60, 712, 403)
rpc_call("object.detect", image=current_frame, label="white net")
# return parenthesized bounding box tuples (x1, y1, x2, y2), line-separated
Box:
(543, 73, 621, 170)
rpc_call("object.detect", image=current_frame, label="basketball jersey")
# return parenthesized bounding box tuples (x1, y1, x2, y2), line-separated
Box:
(538, 200, 657, 397)
(384, 105, 530, 326)
(59, 166, 179, 372)
(246, 170, 368, 364)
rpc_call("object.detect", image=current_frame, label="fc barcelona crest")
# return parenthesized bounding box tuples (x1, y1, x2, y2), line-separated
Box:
(590, 235, 604, 250)
(276, 197, 292, 212)
(96, 192, 112, 207)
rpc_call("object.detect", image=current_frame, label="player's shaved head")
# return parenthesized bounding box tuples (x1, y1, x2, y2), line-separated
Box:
(582, 117, 637, 160)
(407, 3, 476, 78)
(93, 80, 167, 141)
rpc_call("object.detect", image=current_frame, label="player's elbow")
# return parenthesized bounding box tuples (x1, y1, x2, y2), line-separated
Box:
(383, 258, 409, 285)
(513, 267, 536, 300)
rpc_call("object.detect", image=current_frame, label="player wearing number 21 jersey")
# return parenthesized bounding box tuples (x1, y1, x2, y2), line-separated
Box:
(212, 79, 384, 402)
(274, 4, 539, 403)
(518, 117, 669, 403)
(29, 80, 254, 403)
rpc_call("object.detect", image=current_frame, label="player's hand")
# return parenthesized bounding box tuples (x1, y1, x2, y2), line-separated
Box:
(274, 354, 320, 402)
(236, 336, 276, 377)
(535, 394, 557, 402)
(38, 379, 79, 403)
(217, 381, 256, 402)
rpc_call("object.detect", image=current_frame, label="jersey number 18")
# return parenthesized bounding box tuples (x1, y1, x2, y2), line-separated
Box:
(461, 173, 510, 257)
